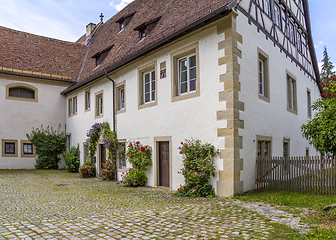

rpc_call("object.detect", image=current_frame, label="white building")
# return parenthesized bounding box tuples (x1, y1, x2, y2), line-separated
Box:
(0, 0, 322, 197)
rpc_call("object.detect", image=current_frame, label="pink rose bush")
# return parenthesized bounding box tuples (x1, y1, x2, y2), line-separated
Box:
(175, 139, 218, 197)
(79, 159, 96, 178)
(101, 159, 115, 181)
(120, 141, 152, 187)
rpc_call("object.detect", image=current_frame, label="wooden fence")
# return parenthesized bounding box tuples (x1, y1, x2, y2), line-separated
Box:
(256, 156, 336, 195)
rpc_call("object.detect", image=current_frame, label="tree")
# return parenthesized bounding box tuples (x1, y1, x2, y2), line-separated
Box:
(301, 76, 336, 156)
(320, 46, 335, 83)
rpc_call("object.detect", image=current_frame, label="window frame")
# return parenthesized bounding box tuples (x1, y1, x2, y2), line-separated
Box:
(85, 89, 91, 112)
(257, 48, 270, 102)
(138, 60, 158, 110)
(143, 70, 156, 104)
(68, 95, 78, 117)
(21, 140, 36, 158)
(116, 81, 126, 114)
(286, 71, 298, 114)
(171, 42, 200, 102)
(2, 139, 18, 157)
(289, 21, 295, 44)
(264, 0, 272, 17)
(274, 3, 282, 29)
(95, 90, 104, 118)
(256, 135, 272, 159)
(297, 31, 302, 53)
(6, 83, 38, 102)
(283, 138, 290, 158)
(178, 54, 197, 96)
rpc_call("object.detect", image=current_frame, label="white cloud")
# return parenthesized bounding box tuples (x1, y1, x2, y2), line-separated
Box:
(318, 62, 323, 72)
(319, 41, 324, 45)
(110, 0, 134, 11)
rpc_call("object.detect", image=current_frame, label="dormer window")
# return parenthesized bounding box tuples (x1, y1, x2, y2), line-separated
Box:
(92, 46, 113, 67)
(116, 12, 135, 31)
(134, 17, 161, 40)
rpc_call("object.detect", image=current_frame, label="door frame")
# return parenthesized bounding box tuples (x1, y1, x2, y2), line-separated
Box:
(154, 136, 172, 189)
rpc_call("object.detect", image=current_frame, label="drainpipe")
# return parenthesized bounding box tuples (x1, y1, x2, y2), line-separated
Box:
(104, 69, 117, 181)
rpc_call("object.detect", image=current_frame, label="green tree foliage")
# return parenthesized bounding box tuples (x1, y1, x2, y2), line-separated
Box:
(321, 46, 335, 83)
(64, 145, 80, 172)
(301, 77, 336, 156)
(26, 125, 66, 169)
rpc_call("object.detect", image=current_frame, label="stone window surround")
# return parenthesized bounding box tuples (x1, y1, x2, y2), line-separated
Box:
(2, 139, 18, 158)
(171, 42, 200, 102)
(137, 60, 158, 110)
(21, 140, 36, 158)
(6, 83, 38, 102)
(95, 90, 104, 119)
(286, 70, 298, 115)
(116, 81, 126, 114)
(256, 135, 272, 158)
(68, 95, 78, 117)
(85, 88, 91, 112)
(257, 48, 270, 103)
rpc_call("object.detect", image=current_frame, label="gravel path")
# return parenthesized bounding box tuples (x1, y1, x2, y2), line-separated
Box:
(0, 170, 309, 239)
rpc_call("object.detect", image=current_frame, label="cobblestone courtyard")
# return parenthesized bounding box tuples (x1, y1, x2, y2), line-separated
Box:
(0, 170, 307, 239)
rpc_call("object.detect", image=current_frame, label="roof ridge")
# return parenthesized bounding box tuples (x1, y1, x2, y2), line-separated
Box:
(0, 25, 83, 46)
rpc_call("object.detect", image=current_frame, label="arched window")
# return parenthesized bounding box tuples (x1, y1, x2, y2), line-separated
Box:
(6, 83, 38, 102)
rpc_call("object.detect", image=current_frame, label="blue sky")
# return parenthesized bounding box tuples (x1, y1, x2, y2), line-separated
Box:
(0, 0, 334, 67)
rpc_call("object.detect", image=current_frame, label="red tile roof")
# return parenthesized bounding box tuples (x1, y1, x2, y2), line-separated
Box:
(0, 26, 86, 81)
(65, 0, 236, 93)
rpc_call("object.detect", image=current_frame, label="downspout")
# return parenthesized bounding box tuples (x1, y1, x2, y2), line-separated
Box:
(104, 69, 117, 181)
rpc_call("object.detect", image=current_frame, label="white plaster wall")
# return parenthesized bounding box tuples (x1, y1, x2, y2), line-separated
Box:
(65, 79, 114, 166)
(236, 13, 321, 192)
(68, 26, 225, 191)
(0, 76, 69, 169)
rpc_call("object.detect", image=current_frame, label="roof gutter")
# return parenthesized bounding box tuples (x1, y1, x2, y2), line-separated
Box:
(302, 0, 323, 95)
(61, 1, 236, 95)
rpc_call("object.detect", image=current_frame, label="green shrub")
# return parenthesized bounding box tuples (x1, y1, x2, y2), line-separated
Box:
(101, 159, 115, 180)
(26, 125, 66, 170)
(35, 155, 59, 170)
(120, 141, 152, 187)
(79, 160, 96, 178)
(64, 145, 80, 173)
(174, 139, 218, 197)
(121, 169, 148, 187)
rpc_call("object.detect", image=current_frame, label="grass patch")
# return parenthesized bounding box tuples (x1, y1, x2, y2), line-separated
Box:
(234, 189, 336, 238)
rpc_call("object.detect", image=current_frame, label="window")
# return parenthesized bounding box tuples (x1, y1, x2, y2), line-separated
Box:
(287, 73, 297, 114)
(92, 47, 112, 67)
(134, 17, 161, 40)
(68, 96, 77, 117)
(264, 0, 271, 17)
(257, 136, 272, 159)
(6, 83, 38, 102)
(283, 139, 290, 158)
(289, 21, 295, 44)
(171, 43, 200, 102)
(138, 61, 157, 109)
(307, 88, 312, 118)
(274, 4, 281, 29)
(116, 81, 126, 113)
(258, 48, 270, 102)
(143, 71, 156, 104)
(117, 142, 126, 170)
(2, 140, 18, 157)
(85, 90, 91, 111)
(297, 31, 302, 52)
(178, 54, 196, 95)
(95, 91, 103, 118)
(116, 13, 134, 31)
(21, 140, 36, 158)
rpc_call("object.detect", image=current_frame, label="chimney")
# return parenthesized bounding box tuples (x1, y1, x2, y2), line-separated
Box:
(86, 23, 96, 37)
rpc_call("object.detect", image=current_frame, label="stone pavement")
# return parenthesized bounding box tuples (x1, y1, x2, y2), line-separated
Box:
(0, 170, 307, 239)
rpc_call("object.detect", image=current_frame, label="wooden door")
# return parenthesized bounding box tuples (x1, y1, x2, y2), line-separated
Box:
(100, 144, 106, 169)
(159, 141, 170, 187)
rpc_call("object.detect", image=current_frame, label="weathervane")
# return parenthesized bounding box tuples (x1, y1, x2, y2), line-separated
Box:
(100, 13, 104, 23)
